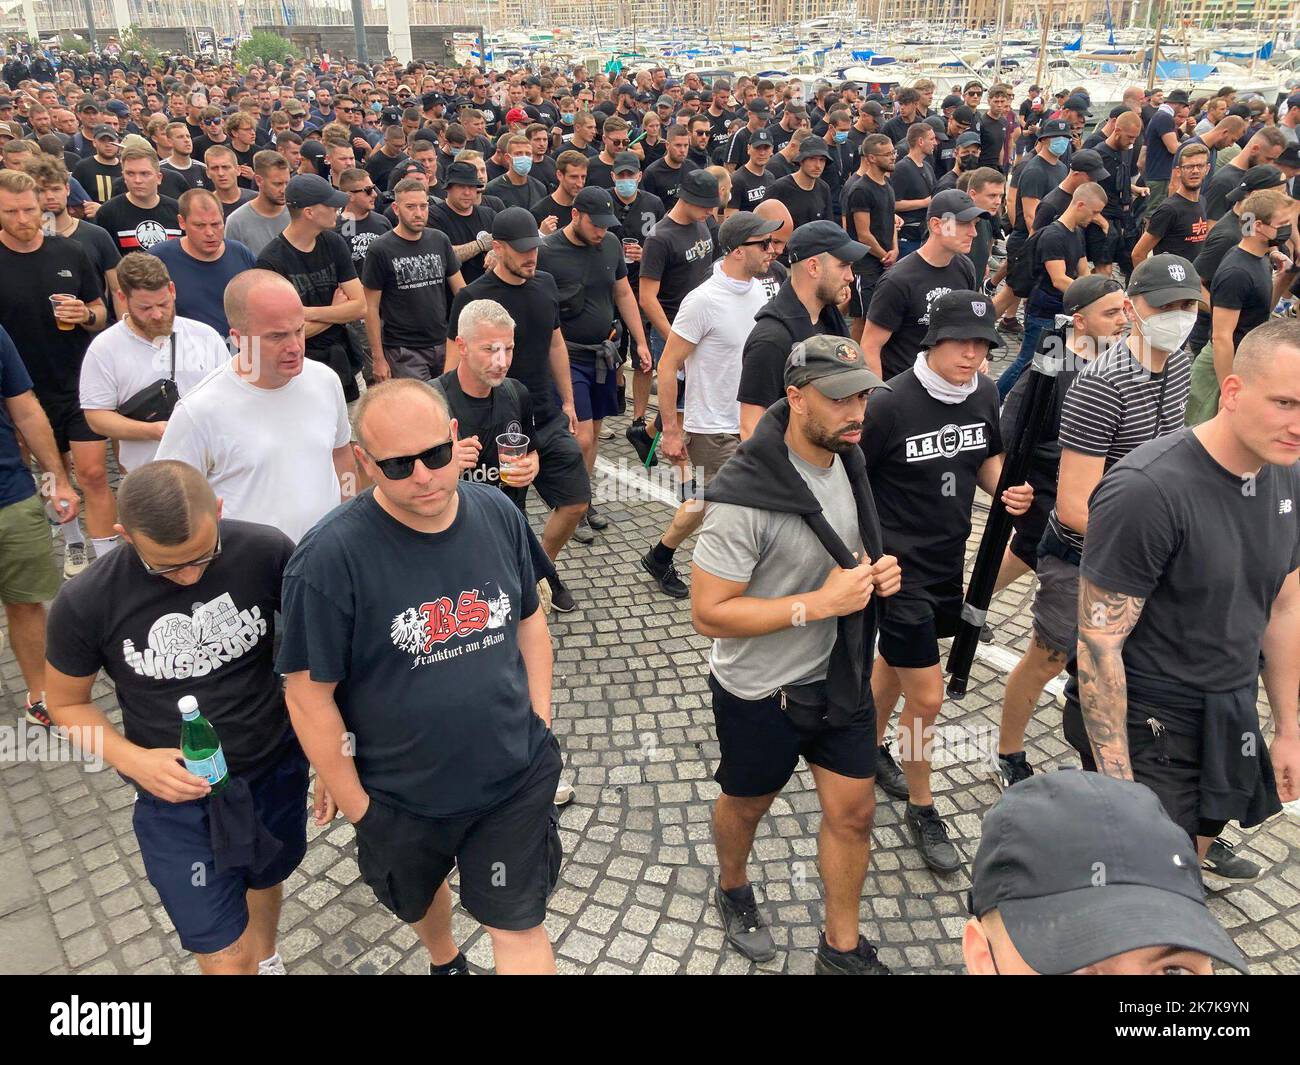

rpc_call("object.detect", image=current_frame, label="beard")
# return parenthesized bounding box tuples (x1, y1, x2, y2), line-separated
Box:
(807, 416, 862, 454)
(134, 311, 175, 340)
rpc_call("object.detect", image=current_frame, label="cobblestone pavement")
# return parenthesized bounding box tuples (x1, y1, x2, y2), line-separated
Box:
(3, 342, 1300, 976)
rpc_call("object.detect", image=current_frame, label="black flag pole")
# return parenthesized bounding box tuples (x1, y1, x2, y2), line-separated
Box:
(946, 346, 1063, 699)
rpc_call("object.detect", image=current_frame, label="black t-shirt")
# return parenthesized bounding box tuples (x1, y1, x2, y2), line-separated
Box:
(978, 113, 1008, 170)
(737, 279, 848, 409)
(1081, 429, 1300, 693)
(639, 215, 714, 323)
(529, 194, 575, 232)
(1143, 107, 1178, 182)
(429, 202, 496, 284)
(66, 218, 123, 286)
(1031, 184, 1070, 231)
(538, 229, 627, 348)
(768, 173, 835, 228)
(584, 156, 616, 190)
(276, 485, 546, 818)
(94, 195, 182, 255)
(1014, 155, 1068, 234)
(766, 152, 796, 180)
(72, 156, 122, 204)
(641, 157, 700, 210)
(707, 109, 736, 154)
(880, 115, 911, 145)
(365, 148, 403, 191)
(336, 209, 392, 271)
(218, 189, 256, 218)
(255, 230, 359, 395)
(861, 369, 1003, 587)
(0, 236, 101, 398)
(449, 270, 563, 420)
(730, 165, 775, 209)
(608, 190, 666, 289)
(1210, 245, 1273, 349)
(889, 156, 934, 240)
(485, 172, 547, 211)
(1203, 163, 1247, 222)
(866, 250, 977, 380)
(1094, 139, 1141, 219)
(361, 228, 461, 348)
(845, 173, 895, 274)
(160, 159, 211, 191)
(434, 370, 534, 510)
(1145, 192, 1208, 262)
(1028, 219, 1085, 318)
(1188, 211, 1243, 351)
(45, 519, 295, 778)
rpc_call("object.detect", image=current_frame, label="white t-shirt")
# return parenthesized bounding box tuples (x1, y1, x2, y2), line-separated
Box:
(156, 359, 351, 542)
(79, 316, 231, 472)
(670, 262, 771, 434)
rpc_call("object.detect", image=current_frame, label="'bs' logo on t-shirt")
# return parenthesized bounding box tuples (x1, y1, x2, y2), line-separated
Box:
(390, 585, 512, 656)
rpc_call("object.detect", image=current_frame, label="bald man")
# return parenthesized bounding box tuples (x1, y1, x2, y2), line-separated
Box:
(157, 270, 358, 543)
(752, 197, 793, 301)
(279, 379, 562, 976)
(45, 459, 307, 975)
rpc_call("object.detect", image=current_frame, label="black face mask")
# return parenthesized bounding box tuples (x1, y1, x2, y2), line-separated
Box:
(1269, 223, 1293, 249)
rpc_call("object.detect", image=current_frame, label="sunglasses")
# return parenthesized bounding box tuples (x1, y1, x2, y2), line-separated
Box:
(203, 117, 221, 124)
(351, 185, 378, 195)
(742, 238, 776, 249)
(140, 533, 223, 577)
(366, 440, 454, 479)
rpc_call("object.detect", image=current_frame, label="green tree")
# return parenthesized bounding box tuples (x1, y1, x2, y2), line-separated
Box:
(236, 30, 299, 70)
(119, 26, 163, 68)
(59, 32, 90, 55)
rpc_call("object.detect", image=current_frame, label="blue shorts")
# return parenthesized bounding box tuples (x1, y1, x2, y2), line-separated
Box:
(133, 732, 309, 954)
(569, 358, 621, 423)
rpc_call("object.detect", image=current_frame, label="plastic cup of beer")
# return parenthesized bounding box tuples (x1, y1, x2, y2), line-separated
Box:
(50, 294, 76, 331)
(622, 237, 640, 263)
(497, 431, 530, 485)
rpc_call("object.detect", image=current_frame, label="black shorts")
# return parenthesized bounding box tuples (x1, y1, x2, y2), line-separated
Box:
(1062, 686, 1227, 842)
(530, 411, 590, 510)
(1089, 222, 1133, 271)
(1009, 517, 1047, 569)
(354, 733, 564, 931)
(38, 391, 104, 453)
(876, 576, 964, 670)
(709, 673, 876, 797)
(849, 262, 884, 319)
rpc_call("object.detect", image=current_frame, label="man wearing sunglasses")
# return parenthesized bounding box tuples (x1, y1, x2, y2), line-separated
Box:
(45, 460, 310, 975)
(280, 378, 562, 975)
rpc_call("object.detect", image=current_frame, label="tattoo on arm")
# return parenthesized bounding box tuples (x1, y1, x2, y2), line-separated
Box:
(1076, 576, 1146, 781)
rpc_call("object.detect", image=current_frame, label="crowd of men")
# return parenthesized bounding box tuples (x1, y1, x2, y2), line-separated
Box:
(0, 40, 1298, 975)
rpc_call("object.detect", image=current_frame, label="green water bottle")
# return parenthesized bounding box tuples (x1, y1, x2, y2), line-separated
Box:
(178, 695, 228, 794)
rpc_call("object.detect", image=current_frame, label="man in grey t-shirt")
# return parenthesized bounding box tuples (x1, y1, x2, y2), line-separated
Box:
(224, 152, 291, 256)
(691, 334, 899, 975)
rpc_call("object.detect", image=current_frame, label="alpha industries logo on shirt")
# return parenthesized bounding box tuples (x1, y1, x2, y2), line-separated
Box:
(390, 585, 512, 667)
(905, 422, 988, 462)
(122, 593, 267, 679)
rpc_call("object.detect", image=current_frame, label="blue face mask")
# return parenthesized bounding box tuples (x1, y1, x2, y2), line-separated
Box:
(370, 101, 383, 112)
(834, 130, 848, 144)
(1048, 136, 1070, 156)
(615, 178, 638, 198)
(562, 112, 574, 124)
(511, 155, 533, 176)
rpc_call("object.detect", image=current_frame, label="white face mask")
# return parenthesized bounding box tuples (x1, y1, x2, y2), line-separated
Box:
(1134, 307, 1197, 353)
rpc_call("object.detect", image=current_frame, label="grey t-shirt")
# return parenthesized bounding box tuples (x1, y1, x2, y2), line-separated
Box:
(225, 201, 289, 257)
(693, 449, 863, 699)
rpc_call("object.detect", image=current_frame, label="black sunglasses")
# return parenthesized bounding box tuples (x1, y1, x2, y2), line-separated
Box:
(140, 532, 223, 577)
(742, 238, 776, 249)
(351, 184, 378, 195)
(366, 440, 454, 479)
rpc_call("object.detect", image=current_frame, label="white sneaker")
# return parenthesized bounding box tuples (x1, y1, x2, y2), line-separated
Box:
(554, 779, 576, 806)
(257, 953, 286, 975)
(63, 542, 89, 579)
(536, 577, 553, 616)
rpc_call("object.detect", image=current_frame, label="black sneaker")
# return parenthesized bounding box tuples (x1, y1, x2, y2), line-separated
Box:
(875, 745, 910, 799)
(814, 932, 892, 975)
(586, 503, 610, 530)
(625, 419, 657, 466)
(641, 550, 688, 598)
(1201, 838, 1261, 881)
(994, 751, 1035, 790)
(715, 885, 777, 962)
(548, 577, 576, 613)
(24, 698, 52, 727)
(998, 316, 1023, 335)
(905, 803, 963, 874)
(571, 518, 595, 545)
(429, 952, 470, 975)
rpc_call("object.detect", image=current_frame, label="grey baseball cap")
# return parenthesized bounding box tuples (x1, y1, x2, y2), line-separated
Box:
(718, 211, 782, 254)
(1127, 253, 1203, 307)
(784, 335, 890, 399)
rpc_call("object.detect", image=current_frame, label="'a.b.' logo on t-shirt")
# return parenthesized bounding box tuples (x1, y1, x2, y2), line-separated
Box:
(390, 585, 512, 658)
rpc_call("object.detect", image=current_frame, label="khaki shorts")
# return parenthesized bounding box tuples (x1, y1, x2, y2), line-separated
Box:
(684, 431, 739, 484)
(0, 494, 62, 604)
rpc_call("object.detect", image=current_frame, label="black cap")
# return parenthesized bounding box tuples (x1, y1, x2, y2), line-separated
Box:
(1287, 92, 1300, 111)
(941, 94, 963, 110)
(1108, 104, 1128, 119)
(380, 106, 401, 125)
(300, 139, 327, 164)
(573, 185, 619, 227)
(77, 100, 100, 114)
(1225, 163, 1286, 203)
(718, 210, 782, 254)
(285, 173, 349, 208)
(1069, 148, 1110, 181)
(617, 84, 637, 97)
(861, 100, 883, 117)
(678, 168, 722, 208)
(746, 98, 771, 116)
(951, 105, 977, 127)
(611, 151, 641, 174)
(921, 289, 1003, 349)
(955, 131, 981, 149)
(784, 335, 889, 398)
(928, 188, 989, 222)
(787, 219, 868, 264)
(749, 128, 774, 149)
(925, 114, 949, 141)
(797, 138, 832, 161)
(1061, 94, 1089, 113)
(969, 771, 1247, 975)
(421, 92, 443, 109)
(1037, 117, 1072, 140)
(443, 160, 483, 188)
(1277, 142, 1300, 170)
(1063, 274, 1124, 314)
(491, 206, 542, 250)
(1166, 88, 1190, 105)
(389, 159, 426, 183)
(92, 123, 119, 142)
(1128, 253, 1203, 307)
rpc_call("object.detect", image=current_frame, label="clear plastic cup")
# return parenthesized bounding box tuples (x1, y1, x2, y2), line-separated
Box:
(622, 237, 640, 263)
(50, 293, 76, 331)
(496, 431, 529, 485)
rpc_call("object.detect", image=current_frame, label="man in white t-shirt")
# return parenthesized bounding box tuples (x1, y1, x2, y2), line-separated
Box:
(80, 253, 229, 473)
(640, 212, 781, 599)
(156, 269, 358, 543)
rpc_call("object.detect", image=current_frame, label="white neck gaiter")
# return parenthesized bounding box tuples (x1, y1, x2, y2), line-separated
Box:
(913, 352, 978, 404)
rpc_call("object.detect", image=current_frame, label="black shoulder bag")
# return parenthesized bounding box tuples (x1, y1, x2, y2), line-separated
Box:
(116, 333, 180, 423)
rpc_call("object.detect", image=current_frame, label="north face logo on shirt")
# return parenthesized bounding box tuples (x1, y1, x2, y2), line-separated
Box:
(390, 585, 512, 664)
(905, 422, 988, 462)
(122, 593, 268, 679)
